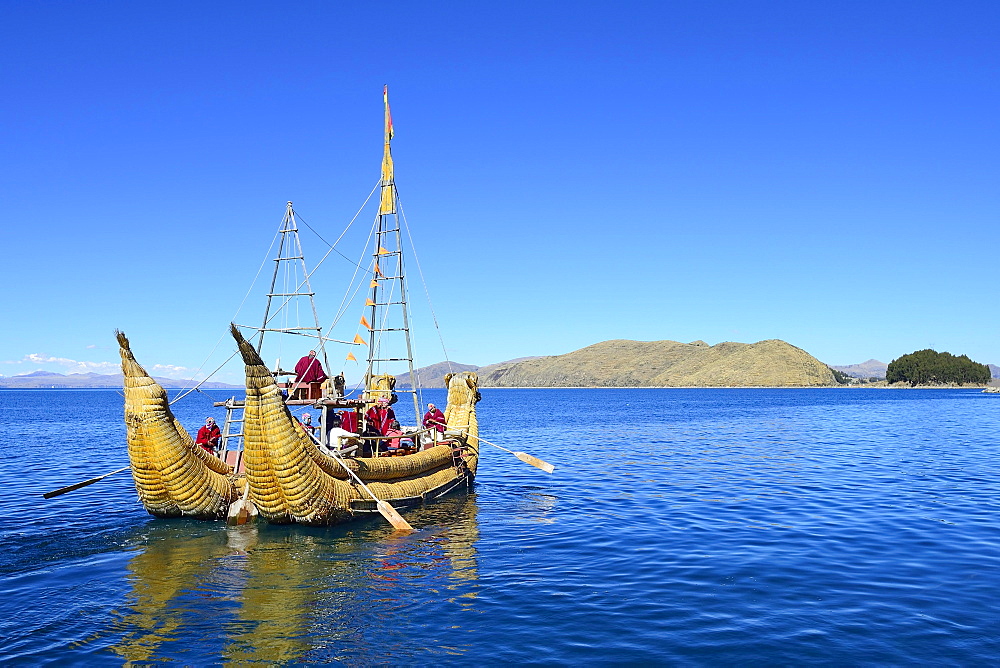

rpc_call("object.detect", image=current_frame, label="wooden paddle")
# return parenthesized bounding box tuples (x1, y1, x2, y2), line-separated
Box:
(473, 435, 555, 474)
(307, 432, 413, 531)
(43, 466, 131, 499)
(227, 478, 256, 526)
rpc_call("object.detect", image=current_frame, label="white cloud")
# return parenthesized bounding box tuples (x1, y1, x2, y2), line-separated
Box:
(2, 354, 209, 381)
(150, 364, 198, 379)
(20, 354, 120, 374)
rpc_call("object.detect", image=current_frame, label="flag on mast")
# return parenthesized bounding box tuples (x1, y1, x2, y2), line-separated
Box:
(379, 85, 396, 214)
(384, 85, 394, 140)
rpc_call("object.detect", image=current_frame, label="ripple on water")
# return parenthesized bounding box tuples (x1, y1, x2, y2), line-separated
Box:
(2, 388, 1000, 664)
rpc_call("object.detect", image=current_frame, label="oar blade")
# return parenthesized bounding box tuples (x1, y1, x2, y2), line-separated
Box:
(42, 466, 131, 499)
(377, 500, 414, 531)
(43, 478, 99, 499)
(514, 451, 555, 474)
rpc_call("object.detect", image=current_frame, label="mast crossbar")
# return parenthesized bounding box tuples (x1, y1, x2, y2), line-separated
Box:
(258, 327, 321, 332)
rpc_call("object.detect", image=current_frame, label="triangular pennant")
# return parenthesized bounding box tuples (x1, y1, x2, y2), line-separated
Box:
(365, 298, 376, 307)
(378, 246, 390, 255)
(346, 352, 357, 362)
(360, 316, 372, 330)
(370, 279, 379, 288)
(374, 262, 383, 277)
(353, 334, 366, 345)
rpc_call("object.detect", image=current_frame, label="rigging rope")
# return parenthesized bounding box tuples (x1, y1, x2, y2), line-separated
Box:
(169, 224, 283, 405)
(398, 192, 454, 379)
(176, 186, 381, 406)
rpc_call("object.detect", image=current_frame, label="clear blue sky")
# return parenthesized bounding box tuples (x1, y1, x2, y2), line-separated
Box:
(2, 1, 998, 384)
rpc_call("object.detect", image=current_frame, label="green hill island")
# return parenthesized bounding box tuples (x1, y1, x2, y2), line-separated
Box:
(476, 339, 836, 388)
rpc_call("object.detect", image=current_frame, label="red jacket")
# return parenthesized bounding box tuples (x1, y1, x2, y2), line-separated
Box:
(423, 408, 446, 433)
(294, 355, 328, 384)
(365, 406, 396, 435)
(196, 423, 221, 450)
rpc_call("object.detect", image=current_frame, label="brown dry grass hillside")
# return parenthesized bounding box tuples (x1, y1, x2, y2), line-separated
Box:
(479, 339, 836, 387)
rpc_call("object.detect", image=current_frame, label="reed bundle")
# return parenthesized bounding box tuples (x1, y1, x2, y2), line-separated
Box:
(230, 325, 482, 525)
(118, 331, 238, 519)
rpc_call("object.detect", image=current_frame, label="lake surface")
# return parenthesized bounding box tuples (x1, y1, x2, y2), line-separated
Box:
(0, 387, 997, 665)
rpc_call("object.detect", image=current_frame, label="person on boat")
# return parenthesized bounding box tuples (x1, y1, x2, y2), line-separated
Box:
(292, 350, 328, 399)
(423, 403, 446, 434)
(298, 412, 317, 438)
(365, 397, 396, 435)
(384, 420, 404, 454)
(362, 397, 395, 455)
(195, 417, 221, 453)
(320, 414, 359, 455)
(339, 409, 358, 434)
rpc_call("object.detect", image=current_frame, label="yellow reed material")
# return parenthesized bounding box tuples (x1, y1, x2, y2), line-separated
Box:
(118, 331, 238, 519)
(231, 325, 482, 525)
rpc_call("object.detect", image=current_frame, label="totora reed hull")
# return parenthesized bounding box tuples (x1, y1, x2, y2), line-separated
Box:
(117, 327, 481, 527)
(231, 324, 480, 526)
(118, 331, 241, 520)
(116, 90, 486, 528)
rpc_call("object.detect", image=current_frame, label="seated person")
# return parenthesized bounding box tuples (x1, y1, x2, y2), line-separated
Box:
(384, 420, 404, 454)
(322, 413, 359, 455)
(195, 417, 221, 453)
(297, 412, 318, 438)
(360, 424, 382, 457)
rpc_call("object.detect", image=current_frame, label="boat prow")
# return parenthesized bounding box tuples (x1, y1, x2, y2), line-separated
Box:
(231, 324, 480, 526)
(118, 330, 240, 519)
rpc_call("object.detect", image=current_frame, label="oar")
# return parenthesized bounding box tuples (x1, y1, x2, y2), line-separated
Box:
(227, 478, 256, 526)
(42, 466, 131, 499)
(307, 432, 413, 531)
(473, 434, 555, 474)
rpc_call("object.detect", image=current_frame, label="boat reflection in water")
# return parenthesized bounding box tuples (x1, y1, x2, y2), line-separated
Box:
(109, 496, 480, 663)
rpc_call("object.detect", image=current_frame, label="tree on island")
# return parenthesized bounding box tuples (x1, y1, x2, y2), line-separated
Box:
(885, 349, 991, 386)
(829, 367, 852, 384)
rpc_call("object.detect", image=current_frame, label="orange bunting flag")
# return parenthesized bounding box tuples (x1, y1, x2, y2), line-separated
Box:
(374, 262, 383, 277)
(365, 298, 376, 306)
(346, 352, 357, 362)
(360, 316, 372, 330)
(370, 279, 379, 288)
(353, 334, 366, 345)
(378, 246, 390, 255)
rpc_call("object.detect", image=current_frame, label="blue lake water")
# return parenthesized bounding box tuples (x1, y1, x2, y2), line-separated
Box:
(0, 387, 998, 665)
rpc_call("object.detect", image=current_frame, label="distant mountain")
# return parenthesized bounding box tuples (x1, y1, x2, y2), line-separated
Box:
(476, 357, 543, 378)
(0, 371, 240, 389)
(395, 361, 480, 389)
(479, 339, 835, 387)
(828, 359, 888, 380)
(989, 364, 1000, 379)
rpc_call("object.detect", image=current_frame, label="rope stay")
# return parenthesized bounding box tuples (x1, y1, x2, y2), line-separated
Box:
(397, 191, 455, 380)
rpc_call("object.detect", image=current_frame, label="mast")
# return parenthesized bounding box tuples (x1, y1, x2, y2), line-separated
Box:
(365, 86, 421, 427)
(256, 202, 328, 374)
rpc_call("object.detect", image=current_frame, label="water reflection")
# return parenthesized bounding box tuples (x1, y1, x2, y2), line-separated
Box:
(108, 496, 481, 663)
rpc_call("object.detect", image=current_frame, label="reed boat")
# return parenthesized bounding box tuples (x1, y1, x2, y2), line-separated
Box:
(117, 87, 483, 528)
